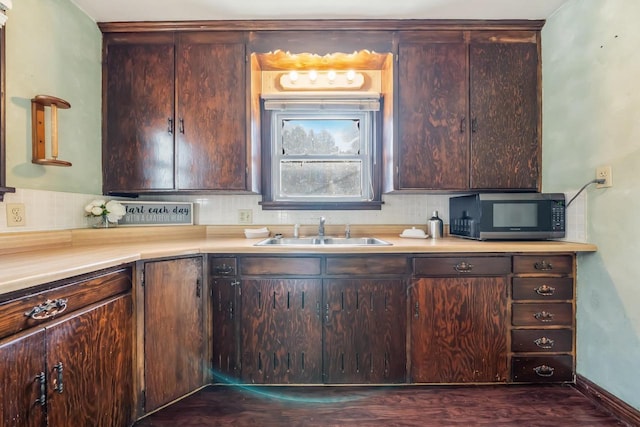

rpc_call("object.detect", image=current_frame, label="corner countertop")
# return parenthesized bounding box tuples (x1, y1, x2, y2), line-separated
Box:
(0, 225, 597, 297)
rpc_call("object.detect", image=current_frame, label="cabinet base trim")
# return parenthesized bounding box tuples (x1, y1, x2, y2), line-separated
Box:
(575, 374, 640, 427)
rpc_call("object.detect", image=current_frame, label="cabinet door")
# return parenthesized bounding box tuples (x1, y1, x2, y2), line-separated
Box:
(241, 279, 322, 384)
(176, 32, 247, 190)
(46, 294, 133, 427)
(411, 277, 508, 383)
(0, 329, 46, 427)
(398, 39, 469, 190)
(469, 41, 539, 190)
(323, 279, 406, 384)
(144, 257, 205, 412)
(104, 35, 176, 193)
(211, 278, 240, 380)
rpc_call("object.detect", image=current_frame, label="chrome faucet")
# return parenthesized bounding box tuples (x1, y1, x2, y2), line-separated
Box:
(318, 216, 326, 238)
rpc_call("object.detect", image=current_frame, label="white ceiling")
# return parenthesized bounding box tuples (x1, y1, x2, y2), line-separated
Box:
(69, 0, 571, 23)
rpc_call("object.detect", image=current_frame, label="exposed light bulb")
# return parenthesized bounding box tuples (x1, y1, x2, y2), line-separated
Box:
(308, 70, 318, 82)
(288, 71, 298, 83)
(346, 70, 356, 82)
(327, 70, 337, 82)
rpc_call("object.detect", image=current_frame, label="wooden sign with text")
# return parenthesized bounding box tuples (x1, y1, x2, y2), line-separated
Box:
(119, 202, 194, 226)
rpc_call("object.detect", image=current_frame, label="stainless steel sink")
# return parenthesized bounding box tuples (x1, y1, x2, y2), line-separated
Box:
(254, 236, 392, 246)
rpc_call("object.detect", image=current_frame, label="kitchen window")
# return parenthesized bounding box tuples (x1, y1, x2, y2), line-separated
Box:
(260, 94, 383, 210)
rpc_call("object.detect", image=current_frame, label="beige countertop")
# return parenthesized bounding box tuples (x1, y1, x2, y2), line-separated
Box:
(0, 225, 597, 296)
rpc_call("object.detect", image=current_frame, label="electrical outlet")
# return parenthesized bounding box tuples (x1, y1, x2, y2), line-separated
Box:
(596, 165, 613, 188)
(7, 203, 26, 227)
(238, 209, 253, 224)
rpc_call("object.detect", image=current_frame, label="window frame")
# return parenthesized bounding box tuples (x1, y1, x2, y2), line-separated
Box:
(259, 97, 383, 211)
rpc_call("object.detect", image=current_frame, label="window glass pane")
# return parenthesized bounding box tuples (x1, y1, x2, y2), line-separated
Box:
(280, 160, 362, 197)
(281, 119, 361, 155)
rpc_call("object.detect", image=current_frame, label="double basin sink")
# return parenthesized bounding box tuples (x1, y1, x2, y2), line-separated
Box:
(255, 236, 392, 247)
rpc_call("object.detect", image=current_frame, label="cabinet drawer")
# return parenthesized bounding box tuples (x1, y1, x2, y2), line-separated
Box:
(512, 278, 573, 301)
(240, 257, 321, 276)
(511, 355, 574, 382)
(513, 255, 572, 274)
(512, 303, 573, 326)
(210, 257, 237, 276)
(511, 329, 573, 353)
(326, 256, 408, 275)
(414, 256, 510, 276)
(0, 268, 131, 340)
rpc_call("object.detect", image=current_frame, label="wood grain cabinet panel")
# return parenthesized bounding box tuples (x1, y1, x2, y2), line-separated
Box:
(511, 329, 573, 353)
(241, 278, 323, 384)
(512, 303, 573, 327)
(513, 255, 573, 275)
(175, 32, 247, 191)
(103, 35, 176, 193)
(411, 277, 508, 383)
(0, 293, 133, 427)
(323, 279, 406, 384)
(469, 41, 539, 190)
(395, 31, 540, 191)
(512, 277, 574, 301)
(512, 355, 574, 383)
(0, 329, 46, 427)
(397, 38, 469, 190)
(144, 257, 206, 412)
(103, 32, 249, 194)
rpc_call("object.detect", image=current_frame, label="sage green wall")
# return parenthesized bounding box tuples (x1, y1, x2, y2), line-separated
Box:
(542, 0, 640, 410)
(5, 0, 102, 194)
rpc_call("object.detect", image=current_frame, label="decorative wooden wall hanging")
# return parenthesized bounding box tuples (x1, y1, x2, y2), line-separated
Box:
(31, 95, 72, 166)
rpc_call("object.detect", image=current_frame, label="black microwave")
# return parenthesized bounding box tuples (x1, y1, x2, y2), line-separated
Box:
(449, 193, 566, 240)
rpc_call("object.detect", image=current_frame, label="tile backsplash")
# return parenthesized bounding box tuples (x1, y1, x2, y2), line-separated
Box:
(0, 188, 588, 242)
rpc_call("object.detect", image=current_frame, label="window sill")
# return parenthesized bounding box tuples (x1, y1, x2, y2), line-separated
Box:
(259, 201, 384, 211)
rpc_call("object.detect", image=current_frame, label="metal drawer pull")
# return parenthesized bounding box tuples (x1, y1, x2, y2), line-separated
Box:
(215, 264, 234, 275)
(533, 311, 555, 322)
(534, 260, 553, 271)
(534, 284, 556, 296)
(534, 337, 555, 349)
(54, 362, 64, 393)
(533, 365, 555, 377)
(454, 261, 474, 273)
(35, 372, 46, 406)
(25, 298, 68, 320)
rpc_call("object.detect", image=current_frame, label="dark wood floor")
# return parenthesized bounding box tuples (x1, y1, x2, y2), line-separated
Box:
(134, 384, 626, 426)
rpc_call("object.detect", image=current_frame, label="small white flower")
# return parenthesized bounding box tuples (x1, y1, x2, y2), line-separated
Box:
(91, 206, 103, 216)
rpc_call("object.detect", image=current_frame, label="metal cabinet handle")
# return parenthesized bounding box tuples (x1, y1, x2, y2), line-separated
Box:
(459, 117, 466, 134)
(35, 372, 46, 406)
(179, 118, 185, 134)
(533, 311, 555, 323)
(215, 264, 234, 275)
(534, 260, 553, 271)
(414, 302, 420, 319)
(168, 118, 173, 134)
(534, 337, 555, 349)
(454, 261, 474, 273)
(471, 118, 478, 133)
(25, 298, 68, 320)
(535, 284, 556, 296)
(533, 365, 555, 377)
(54, 362, 64, 394)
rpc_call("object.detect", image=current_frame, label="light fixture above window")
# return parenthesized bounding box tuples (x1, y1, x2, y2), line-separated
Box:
(280, 70, 364, 91)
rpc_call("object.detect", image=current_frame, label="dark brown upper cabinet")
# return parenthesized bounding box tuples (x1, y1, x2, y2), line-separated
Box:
(395, 30, 541, 192)
(103, 32, 250, 194)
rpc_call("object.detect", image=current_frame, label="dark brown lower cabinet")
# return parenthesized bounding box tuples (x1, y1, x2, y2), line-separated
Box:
(211, 277, 240, 381)
(241, 278, 323, 384)
(0, 329, 45, 427)
(323, 279, 406, 384)
(0, 294, 133, 427)
(144, 257, 205, 412)
(411, 277, 508, 383)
